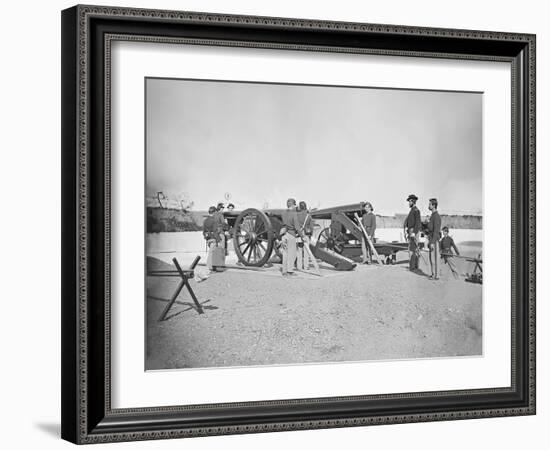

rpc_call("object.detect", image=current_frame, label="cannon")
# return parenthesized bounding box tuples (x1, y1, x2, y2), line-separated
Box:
(223, 208, 286, 267)
(307, 203, 414, 265)
(224, 202, 412, 269)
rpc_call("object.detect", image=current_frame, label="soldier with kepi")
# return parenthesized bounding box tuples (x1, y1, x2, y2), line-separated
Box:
(404, 194, 421, 271)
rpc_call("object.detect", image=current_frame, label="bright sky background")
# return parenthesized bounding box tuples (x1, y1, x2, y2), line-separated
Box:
(146, 78, 482, 216)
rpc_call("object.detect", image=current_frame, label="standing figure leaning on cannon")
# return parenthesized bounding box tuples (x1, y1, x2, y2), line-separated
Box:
(404, 194, 422, 271)
(296, 201, 313, 270)
(213, 202, 229, 256)
(203, 206, 225, 273)
(361, 202, 377, 264)
(279, 198, 305, 276)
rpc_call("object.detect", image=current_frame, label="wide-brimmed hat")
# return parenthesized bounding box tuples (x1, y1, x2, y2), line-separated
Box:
(406, 194, 418, 202)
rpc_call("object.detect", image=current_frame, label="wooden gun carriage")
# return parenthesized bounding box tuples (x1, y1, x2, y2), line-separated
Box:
(224, 202, 411, 270)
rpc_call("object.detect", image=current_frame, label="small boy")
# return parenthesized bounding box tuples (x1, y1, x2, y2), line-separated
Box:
(439, 226, 460, 278)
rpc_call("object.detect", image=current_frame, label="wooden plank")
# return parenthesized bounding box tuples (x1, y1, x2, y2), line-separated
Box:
(303, 239, 321, 276)
(158, 279, 185, 322)
(173, 258, 204, 314)
(333, 212, 363, 241)
(353, 213, 383, 265)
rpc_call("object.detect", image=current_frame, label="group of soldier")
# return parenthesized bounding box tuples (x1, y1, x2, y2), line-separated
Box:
(202, 195, 461, 278)
(202, 202, 234, 272)
(201, 198, 316, 276)
(279, 198, 314, 276)
(404, 194, 460, 280)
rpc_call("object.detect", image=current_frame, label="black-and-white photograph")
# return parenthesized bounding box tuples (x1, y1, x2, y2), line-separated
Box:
(145, 77, 483, 371)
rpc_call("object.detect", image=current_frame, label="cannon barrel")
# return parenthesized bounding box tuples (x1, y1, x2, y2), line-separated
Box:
(309, 202, 365, 220)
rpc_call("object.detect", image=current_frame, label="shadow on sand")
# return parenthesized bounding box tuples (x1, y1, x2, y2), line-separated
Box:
(149, 296, 217, 320)
(404, 266, 433, 279)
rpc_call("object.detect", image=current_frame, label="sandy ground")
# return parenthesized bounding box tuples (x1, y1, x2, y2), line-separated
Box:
(146, 248, 482, 370)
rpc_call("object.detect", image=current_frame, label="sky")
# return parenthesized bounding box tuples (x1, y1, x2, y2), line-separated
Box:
(146, 78, 482, 216)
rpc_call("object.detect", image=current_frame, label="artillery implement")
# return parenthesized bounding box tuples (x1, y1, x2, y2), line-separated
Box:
(224, 203, 411, 270)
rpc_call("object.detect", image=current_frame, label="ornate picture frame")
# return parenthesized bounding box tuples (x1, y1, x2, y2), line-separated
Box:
(61, 5, 535, 444)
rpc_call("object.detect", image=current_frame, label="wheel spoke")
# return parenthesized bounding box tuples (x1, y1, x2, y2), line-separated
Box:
(245, 241, 253, 258)
(258, 241, 267, 253)
(242, 241, 252, 257)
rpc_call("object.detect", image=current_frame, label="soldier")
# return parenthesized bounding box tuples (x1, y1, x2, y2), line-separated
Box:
(203, 206, 220, 272)
(213, 202, 228, 254)
(404, 194, 421, 271)
(280, 198, 303, 276)
(296, 201, 313, 270)
(427, 198, 442, 280)
(225, 203, 236, 251)
(440, 226, 460, 278)
(361, 202, 376, 264)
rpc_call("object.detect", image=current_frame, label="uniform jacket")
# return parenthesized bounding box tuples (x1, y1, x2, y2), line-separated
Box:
(362, 211, 376, 238)
(427, 211, 442, 244)
(203, 215, 219, 241)
(440, 235, 460, 255)
(212, 211, 227, 232)
(281, 209, 302, 237)
(297, 210, 313, 236)
(404, 205, 421, 234)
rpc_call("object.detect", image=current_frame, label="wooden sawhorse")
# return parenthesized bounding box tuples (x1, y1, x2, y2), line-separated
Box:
(148, 256, 204, 321)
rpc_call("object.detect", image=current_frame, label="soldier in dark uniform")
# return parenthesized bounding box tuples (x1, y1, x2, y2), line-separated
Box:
(203, 206, 220, 272)
(213, 202, 228, 254)
(427, 198, 442, 280)
(440, 226, 460, 278)
(361, 202, 376, 264)
(404, 194, 421, 271)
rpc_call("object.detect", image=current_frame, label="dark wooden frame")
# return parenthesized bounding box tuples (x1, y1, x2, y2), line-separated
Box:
(61, 4, 536, 444)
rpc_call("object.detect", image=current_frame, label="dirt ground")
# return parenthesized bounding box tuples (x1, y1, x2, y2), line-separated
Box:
(146, 250, 482, 370)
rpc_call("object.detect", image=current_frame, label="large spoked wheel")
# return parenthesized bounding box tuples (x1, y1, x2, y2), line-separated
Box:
(233, 208, 274, 266)
(317, 227, 346, 254)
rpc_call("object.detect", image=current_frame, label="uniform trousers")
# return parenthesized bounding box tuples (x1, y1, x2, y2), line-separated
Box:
(219, 232, 226, 254)
(296, 236, 311, 270)
(442, 253, 459, 277)
(361, 237, 369, 263)
(281, 233, 297, 274)
(408, 235, 419, 270)
(429, 240, 440, 277)
(361, 235, 374, 263)
(206, 239, 217, 271)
